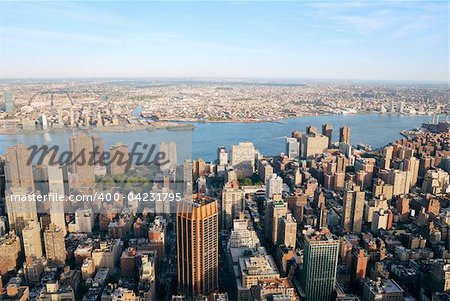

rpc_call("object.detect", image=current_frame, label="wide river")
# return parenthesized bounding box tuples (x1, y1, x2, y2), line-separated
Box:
(0, 114, 431, 162)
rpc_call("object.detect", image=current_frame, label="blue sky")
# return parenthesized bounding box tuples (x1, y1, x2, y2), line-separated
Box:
(0, 1, 448, 81)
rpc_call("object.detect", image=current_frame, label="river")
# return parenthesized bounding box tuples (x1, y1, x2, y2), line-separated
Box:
(0, 114, 431, 162)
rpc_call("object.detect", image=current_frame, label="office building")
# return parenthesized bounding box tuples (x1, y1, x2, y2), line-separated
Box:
(109, 143, 130, 175)
(217, 146, 228, 166)
(230, 142, 256, 177)
(322, 124, 333, 147)
(265, 200, 288, 246)
(5, 144, 34, 190)
(5, 187, 39, 234)
(4, 91, 13, 112)
(371, 210, 389, 234)
(300, 132, 329, 159)
(91, 135, 105, 166)
(22, 220, 43, 259)
(69, 134, 96, 186)
(277, 212, 297, 248)
(44, 223, 67, 267)
(341, 186, 365, 234)
(177, 195, 219, 296)
(285, 138, 300, 160)
(299, 232, 339, 301)
(339, 127, 351, 145)
(265, 174, 283, 200)
(0, 232, 21, 272)
(159, 141, 177, 171)
(221, 184, 244, 230)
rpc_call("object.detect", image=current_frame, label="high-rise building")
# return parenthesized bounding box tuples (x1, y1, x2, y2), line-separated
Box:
(265, 174, 283, 200)
(339, 127, 351, 145)
(22, 220, 43, 259)
(277, 212, 297, 248)
(4, 91, 13, 112)
(34, 164, 68, 236)
(217, 146, 228, 166)
(0, 232, 21, 273)
(44, 223, 67, 267)
(221, 184, 244, 230)
(322, 124, 333, 147)
(341, 186, 365, 234)
(265, 200, 288, 245)
(148, 216, 166, 264)
(285, 138, 300, 160)
(258, 159, 273, 183)
(387, 169, 409, 196)
(371, 210, 389, 234)
(230, 142, 256, 177)
(177, 195, 219, 296)
(159, 141, 177, 171)
(351, 248, 368, 284)
(300, 132, 329, 159)
(69, 134, 95, 186)
(91, 135, 105, 166)
(300, 232, 339, 301)
(5, 144, 34, 190)
(5, 187, 39, 234)
(109, 143, 130, 175)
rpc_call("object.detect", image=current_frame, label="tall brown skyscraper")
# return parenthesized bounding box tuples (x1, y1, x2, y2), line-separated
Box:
(342, 185, 365, 234)
(339, 126, 351, 145)
(69, 133, 95, 186)
(91, 135, 105, 166)
(109, 143, 130, 175)
(177, 195, 219, 296)
(44, 223, 67, 267)
(5, 144, 34, 190)
(322, 124, 333, 147)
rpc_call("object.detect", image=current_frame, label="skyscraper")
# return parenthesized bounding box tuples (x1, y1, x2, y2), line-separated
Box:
(159, 141, 177, 171)
(221, 184, 244, 230)
(300, 232, 339, 301)
(34, 164, 68, 236)
(339, 126, 351, 145)
(285, 137, 300, 160)
(265, 200, 288, 245)
(44, 223, 67, 267)
(265, 174, 283, 200)
(109, 143, 130, 175)
(177, 195, 219, 296)
(5, 144, 34, 190)
(230, 142, 256, 177)
(277, 212, 297, 248)
(69, 134, 95, 186)
(91, 135, 105, 166)
(4, 91, 13, 112)
(22, 220, 43, 259)
(322, 124, 333, 147)
(300, 132, 329, 159)
(5, 187, 38, 234)
(342, 186, 365, 234)
(217, 146, 228, 166)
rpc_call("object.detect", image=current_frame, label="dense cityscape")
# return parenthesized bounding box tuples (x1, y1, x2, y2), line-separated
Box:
(0, 81, 449, 133)
(1, 1, 449, 301)
(0, 116, 449, 301)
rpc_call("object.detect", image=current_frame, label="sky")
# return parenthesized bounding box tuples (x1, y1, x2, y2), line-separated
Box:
(0, 1, 448, 82)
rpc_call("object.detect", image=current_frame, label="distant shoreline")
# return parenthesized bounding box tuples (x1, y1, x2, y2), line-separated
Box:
(0, 112, 433, 135)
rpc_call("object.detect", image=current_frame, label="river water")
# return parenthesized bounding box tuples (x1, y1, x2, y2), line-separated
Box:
(0, 114, 431, 162)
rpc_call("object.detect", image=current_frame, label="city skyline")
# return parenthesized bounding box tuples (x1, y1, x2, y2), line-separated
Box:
(0, 1, 448, 81)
